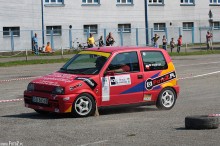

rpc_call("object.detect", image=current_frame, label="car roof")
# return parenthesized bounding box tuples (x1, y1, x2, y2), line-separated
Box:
(85, 46, 164, 53)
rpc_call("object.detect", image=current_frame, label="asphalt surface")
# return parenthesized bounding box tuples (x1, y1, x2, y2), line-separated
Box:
(0, 54, 220, 146)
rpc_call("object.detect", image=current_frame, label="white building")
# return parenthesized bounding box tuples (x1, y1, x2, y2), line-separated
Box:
(0, 0, 219, 51)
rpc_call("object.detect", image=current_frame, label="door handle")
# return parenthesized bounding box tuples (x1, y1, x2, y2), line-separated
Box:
(137, 75, 143, 79)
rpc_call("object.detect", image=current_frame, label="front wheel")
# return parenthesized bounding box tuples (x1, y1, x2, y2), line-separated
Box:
(71, 93, 96, 117)
(156, 87, 176, 110)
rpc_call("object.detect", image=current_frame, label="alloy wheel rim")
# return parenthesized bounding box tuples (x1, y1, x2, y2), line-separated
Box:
(161, 90, 175, 108)
(75, 96, 92, 116)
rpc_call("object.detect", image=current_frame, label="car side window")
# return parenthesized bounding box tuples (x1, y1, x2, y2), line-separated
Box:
(108, 51, 140, 73)
(141, 51, 168, 71)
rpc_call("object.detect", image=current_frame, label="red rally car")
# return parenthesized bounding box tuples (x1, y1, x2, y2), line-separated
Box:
(24, 46, 180, 117)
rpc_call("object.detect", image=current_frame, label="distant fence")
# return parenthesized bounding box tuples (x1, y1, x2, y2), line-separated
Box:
(0, 26, 220, 52)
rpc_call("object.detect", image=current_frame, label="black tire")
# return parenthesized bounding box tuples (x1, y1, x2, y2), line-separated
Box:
(156, 87, 176, 110)
(71, 93, 96, 118)
(185, 115, 219, 130)
(34, 109, 50, 115)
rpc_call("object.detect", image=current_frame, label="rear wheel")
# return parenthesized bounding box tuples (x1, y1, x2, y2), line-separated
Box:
(72, 93, 95, 117)
(156, 87, 176, 110)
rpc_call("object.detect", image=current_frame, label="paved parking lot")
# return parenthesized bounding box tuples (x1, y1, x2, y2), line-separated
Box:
(0, 54, 220, 146)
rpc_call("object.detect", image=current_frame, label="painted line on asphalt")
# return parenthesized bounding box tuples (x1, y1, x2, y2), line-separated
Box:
(178, 70, 220, 80)
(79, 140, 108, 146)
(0, 98, 23, 103)
(176, 61, 220, 67)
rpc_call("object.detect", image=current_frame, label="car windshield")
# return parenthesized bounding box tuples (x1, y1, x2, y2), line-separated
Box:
(59, 51, 110, 75)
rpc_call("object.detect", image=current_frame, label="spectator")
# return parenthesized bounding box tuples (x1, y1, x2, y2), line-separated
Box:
(98, 36, 104, 47)
(170, 38, 175, 53)
(206, 31, 213, 50)
(45, 42, 53, 53)
(106, 32, 115, 46)
(177, 35, 182, 53)
(151, 34, 160, 48)
(162, 35, 167, 50)
(32, 33, 39, 55)
(87, 33, 95, 48)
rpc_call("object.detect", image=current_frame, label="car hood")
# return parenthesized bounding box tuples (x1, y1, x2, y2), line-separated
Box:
(32, 72, 79, 87)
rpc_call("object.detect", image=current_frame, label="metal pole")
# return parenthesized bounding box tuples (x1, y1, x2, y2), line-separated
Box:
(69, 29, 72, 49)
(144, 0, 149, 45)
(10, 31, 14, 52)
(104, 29, 106, 45)
(50, 30, 54, 51)
(136, 28, 139, 46)
(41, 0, 45, 45)
(120, 28, 123, 46)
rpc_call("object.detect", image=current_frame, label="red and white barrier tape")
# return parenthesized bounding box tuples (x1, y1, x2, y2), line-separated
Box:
(0, 98, 23, 103)
(0, 76, 39, 83)
(208, 114, 220, 117)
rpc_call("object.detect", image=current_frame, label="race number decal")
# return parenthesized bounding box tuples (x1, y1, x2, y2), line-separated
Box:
(145, 71, 176, 90)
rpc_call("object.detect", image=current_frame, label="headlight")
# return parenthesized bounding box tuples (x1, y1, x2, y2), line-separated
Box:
(27, 83, 35, 91)
(52, 86, 65, 94)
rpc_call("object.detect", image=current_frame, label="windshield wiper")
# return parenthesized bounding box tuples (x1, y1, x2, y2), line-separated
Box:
(66, 70, 86, 74)
(59, 68, 67, 72)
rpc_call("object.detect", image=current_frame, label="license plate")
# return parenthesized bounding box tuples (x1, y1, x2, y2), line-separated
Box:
(32, 96, 48, 105)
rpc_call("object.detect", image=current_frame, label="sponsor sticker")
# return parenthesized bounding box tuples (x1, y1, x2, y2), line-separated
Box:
(109, 75, 131, 86)
(69, 83, 82, 91)
(143, 94, 152, 101)
(102, 77, 110, 101)
(145, 71, 176, 90)
(75, 77, 97, 90)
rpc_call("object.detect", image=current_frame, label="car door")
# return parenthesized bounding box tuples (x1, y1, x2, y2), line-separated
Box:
(141, 51, 169, 102)
(101, 51, 144, 106)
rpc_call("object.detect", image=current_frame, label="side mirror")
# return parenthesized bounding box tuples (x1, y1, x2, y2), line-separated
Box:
(105, 70, 115, 76)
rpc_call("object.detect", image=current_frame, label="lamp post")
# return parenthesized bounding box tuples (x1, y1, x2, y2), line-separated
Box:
(208, 10, 213, 50)
(144, 0, 149, 45)
(41, 0, 45, 45)
(208, 10, 213, 30)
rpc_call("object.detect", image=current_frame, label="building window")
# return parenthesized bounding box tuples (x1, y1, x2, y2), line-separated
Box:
(84, 25, 98, 34)
(180, 0, 194, 4)
(117, 0, 133, 4)
(154, 23, 166, 31)
(183, 22, 194, 30)
(82, 0, 100, 4)
(118, 24, 131, 33)
(210, 0, 220, 4)
(3, 27, 20, 37)
(45, 0, 64, 4)
(213, 22, 220, 29)
(149, 0, 163, 4)
(46, 26, 62, 36)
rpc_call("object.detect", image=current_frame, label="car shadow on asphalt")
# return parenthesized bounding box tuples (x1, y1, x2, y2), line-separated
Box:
(99, 106, 158, 116)
(1, 106, 158, 119)
(1, 112, 72, 119)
